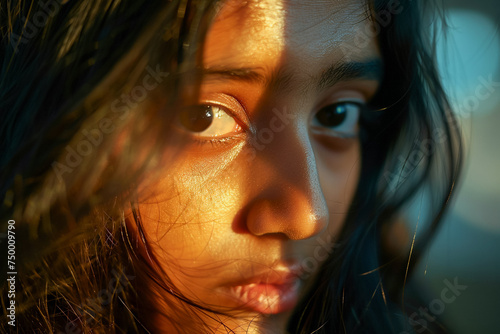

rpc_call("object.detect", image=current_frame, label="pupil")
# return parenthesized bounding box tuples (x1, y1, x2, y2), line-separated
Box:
(316, 104, 347, 127)
(180, 105, 213, 132)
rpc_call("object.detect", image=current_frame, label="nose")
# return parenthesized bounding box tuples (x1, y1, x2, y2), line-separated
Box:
(244, 115, 329, 240)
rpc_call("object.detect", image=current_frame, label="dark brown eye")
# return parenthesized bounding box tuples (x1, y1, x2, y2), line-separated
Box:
(178, 105, 240, 138)
(179, 105, 214, 132)
(315, 104, 347, 127)
(311, 102, 362, 137)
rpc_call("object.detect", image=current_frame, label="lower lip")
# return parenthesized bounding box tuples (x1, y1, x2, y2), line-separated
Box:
(225, 280, 301, 314)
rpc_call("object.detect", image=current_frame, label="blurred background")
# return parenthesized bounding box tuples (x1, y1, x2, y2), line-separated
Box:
(404, 0, 500, 333)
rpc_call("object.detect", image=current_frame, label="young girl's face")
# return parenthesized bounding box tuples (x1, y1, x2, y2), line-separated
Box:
(132, 0, 381, 332)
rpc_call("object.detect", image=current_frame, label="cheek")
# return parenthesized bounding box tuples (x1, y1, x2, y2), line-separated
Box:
(314, 140, 361, 233)
(135, 147, 247, 261)
(131, 153, 259, 310)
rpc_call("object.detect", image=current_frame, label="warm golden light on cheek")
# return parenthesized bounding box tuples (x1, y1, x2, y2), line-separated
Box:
(134, 143, 248, 255)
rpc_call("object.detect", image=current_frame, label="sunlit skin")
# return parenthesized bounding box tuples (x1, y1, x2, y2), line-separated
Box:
(129, 0, 381, 333)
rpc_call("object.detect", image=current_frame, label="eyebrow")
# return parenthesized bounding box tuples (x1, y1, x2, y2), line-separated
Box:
(317, 59, 383, 90)
(201, 59, 383, 92)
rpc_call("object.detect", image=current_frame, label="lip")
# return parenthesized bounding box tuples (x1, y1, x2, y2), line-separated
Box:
(221, 263, 304, 314)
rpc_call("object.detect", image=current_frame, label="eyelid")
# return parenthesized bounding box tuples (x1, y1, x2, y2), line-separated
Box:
(315, 77, 383, 113)
(201, 93, 250, 129)
(316, 90, 367, 110)
(334, 97, 366, 105)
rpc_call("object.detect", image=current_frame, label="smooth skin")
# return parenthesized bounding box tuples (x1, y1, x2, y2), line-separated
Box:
(129, 0, 381, 332)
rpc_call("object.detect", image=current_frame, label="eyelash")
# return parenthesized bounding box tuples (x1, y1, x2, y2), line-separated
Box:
(191, 134, 240, 148)
(180, 98, 378, 149)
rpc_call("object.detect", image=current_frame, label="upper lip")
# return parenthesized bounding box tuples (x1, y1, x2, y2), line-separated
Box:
(226, 262, 304, 286)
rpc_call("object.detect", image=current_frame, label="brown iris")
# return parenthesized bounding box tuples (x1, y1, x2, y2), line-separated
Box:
(315, 104, 347, 127)
(179, 105, 214, 132)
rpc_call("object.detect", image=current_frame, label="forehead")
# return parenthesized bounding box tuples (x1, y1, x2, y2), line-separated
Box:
(203, 0, 378, 71)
